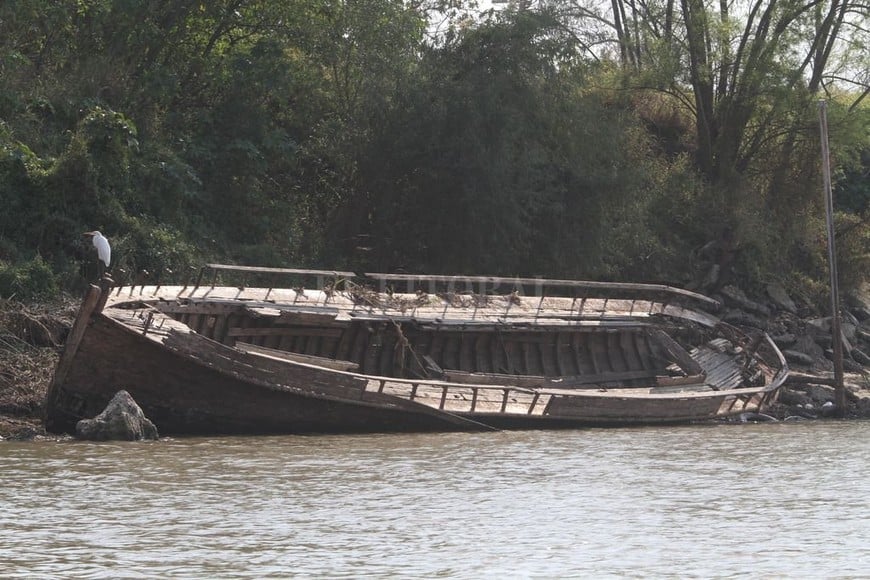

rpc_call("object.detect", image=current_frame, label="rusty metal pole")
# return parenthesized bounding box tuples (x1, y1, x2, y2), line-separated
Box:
(818, 100, 846, 416)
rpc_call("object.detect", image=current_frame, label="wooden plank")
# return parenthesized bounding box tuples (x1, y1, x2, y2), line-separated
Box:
(647, 328, 704, 375)
(442, 368, 655, 388)
(236, 342, 360, 372)
(226, 326, 342, 338)
(655, 373, 707, 387)
(362, 272, 720, 308)
(444, 370, 546, 387)
(276, 310, 342, 326)
(163, 329, 366, 400)
(155, 302, 248, 316)
(207, 263, 355, 278)
(46, 285, 103, 402)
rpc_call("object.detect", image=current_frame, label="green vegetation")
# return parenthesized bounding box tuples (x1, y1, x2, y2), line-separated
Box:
(0, 0, 867, 304)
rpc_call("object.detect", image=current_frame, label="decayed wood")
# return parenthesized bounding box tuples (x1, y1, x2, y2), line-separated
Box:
(647, 328, 705, 375)
(442, 368, 656, 388)
(362, 272, 720, 308)
(46, 268, 792, 435)
(226, 326, 342, 338)
(236, 342, 359, 372)
(163, 328, 366, 400)
(655, 373, 707, 387)
(45, 285, 103, 407)
(207, 263, 355, 278)
(785, 372, 838, 387)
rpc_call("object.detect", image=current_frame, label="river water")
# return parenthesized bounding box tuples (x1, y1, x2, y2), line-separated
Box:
(1, 422, 868, 578)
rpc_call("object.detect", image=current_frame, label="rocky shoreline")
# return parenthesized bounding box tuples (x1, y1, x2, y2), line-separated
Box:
(1, 282, 868, 440)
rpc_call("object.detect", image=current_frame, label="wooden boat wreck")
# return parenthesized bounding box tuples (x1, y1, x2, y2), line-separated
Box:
(45, 264, 788, 435)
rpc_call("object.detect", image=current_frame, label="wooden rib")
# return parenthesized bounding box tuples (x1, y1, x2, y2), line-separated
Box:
(607, 331, 627, 372)
(459, 334, 474, 371)
(521, 341, 533, 375)
(428, 332, 444, 369)
(350, 324, 369, 367)
(539, 340, 557, 376)
(362, 330, 381, 374)
(475, 334, 490, 373)
(586, 335, 601, 374)
(334, 324, 356, 361)
(501, 338, 516, 375)
(379, 332, 396, 376)
(555, 333, 566, 376)
(571, 333, 586, 374)
(213, 313, 230, 344)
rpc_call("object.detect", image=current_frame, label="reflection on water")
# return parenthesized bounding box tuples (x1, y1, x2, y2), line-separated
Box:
(2, 422, 868, 578)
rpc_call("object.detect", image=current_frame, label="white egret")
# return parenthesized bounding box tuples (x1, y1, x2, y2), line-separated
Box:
(83, 230, 111, 269)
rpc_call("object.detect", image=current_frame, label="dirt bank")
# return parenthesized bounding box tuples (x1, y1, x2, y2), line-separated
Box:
(0, 298, 75, 440)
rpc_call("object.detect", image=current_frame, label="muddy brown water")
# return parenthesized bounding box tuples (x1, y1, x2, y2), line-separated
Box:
(1, 422, 868, 577)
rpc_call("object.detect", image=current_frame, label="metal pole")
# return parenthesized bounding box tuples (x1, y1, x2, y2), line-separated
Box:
(818, 100, 846, 416)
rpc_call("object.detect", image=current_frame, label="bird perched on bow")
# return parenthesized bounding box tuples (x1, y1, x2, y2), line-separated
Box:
(83, 230, 111, 276)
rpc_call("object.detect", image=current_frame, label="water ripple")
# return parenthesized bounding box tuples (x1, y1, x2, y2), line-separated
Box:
(1, 423, 868, 577)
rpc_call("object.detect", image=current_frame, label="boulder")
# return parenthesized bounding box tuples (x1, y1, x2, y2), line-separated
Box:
(766, 283, 797, 314)
(807, 317, 832, 333)
(852, 348, 870, 366)
(722, 309, 766, 330)
(783, 349, 815, 366)
(793, 333, 830, 369)
(772, 333, 797, 348)
(778, 388, 812, 407)
(802, 383, 836, 405)
(76, 390, 159, 441)
(720, 285, 771, 317)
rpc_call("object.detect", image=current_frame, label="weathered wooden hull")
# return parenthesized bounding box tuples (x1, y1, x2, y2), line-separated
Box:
(45, 270, 788, 435)
(45, 309, 486, 435)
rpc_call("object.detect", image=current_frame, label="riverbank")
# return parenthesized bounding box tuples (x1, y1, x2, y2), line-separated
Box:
(0, 298, 74, 440)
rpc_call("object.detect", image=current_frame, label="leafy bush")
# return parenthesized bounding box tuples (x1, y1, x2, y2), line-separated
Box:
(0, 256, 60, 302)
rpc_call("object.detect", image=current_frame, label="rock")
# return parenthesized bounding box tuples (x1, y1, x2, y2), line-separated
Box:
(720, 285, 771, 317)
(722, 309, 766, 330)
(778, 388, 812, 407)
(844, 358, 864, 372)
(802, 383, 836, 405)
(76, 390, 159, 441)
(842, 323, 858, 347)
(766, 283, 797, 314)
(783, 349, 815, 366)
(793, 334, 829, 369)
(824, 348, 863, 371)
(807, 317, 832, 333)
(820, 401, 837, 416)
(772, 333, 797, 348)
(852, 348, 870, 366)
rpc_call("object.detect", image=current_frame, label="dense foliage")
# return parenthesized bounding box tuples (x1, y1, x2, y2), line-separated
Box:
(0, 0, 867, 304)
